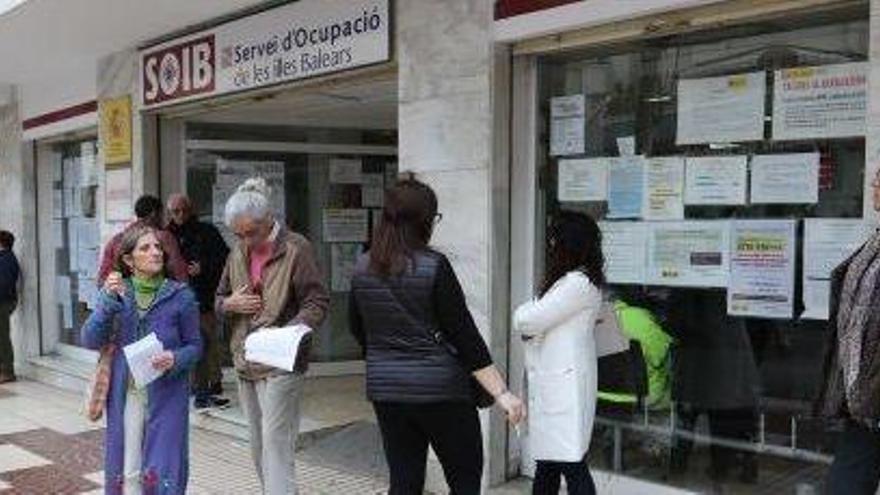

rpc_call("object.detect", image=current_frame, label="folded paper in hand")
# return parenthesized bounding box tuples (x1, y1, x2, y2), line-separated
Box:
(244, 324, 312, 372)
(123, 332, 164, 389)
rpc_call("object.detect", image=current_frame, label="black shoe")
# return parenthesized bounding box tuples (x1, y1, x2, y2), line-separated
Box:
(210, 381, 223, 396)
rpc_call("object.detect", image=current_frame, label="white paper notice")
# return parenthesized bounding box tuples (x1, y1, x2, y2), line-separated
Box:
(550, 95, 586, 156)
(684, 156, 748, 205)
(727, 220, 797, 318)
(617, 136, 636, 157)
(750, 153, 820, 204)
(647, 221, 730, 287)
(323, 209, 368, 243)
(78, 277, 98, 309)
(803, 219, 874, 320)
(550, 118, 586, 157)
(677, 72, 766, 145)
(123, 333, 165, 389)
(245, 325, 313, 372)
(331, 244, 361, 292)
(643, 157, 685, 220)
(558, 158, 608, 202)
(600, 221, 648, 284)
(773, 62, 867, 140)
(329, 158, 363, 184)
(361, 173, 385, 208)
(105, 168, 133, 221)
(77, 248, 99, 278)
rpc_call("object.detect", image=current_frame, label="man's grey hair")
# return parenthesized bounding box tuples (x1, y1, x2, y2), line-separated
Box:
(224, 177, 273, 227)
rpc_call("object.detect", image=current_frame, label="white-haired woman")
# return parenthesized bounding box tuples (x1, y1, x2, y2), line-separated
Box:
(215, 178, 329, 495)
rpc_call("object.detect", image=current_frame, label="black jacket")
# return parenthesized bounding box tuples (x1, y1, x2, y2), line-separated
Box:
(349, 250, 492, 403)
(168, 219, 229, 313)
(0, 250, 19, 306)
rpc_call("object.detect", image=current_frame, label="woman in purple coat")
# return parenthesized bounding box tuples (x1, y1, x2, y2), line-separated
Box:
(82, 225, 202, 494)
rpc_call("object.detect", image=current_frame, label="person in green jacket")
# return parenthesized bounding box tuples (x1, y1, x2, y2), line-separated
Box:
(597, 290, 674, 411)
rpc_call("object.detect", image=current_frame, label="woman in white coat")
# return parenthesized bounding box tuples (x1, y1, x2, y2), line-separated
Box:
(515, 211, 604, 495)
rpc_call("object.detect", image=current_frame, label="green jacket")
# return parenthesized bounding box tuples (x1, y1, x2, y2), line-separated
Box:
(597, 300, 674, 409)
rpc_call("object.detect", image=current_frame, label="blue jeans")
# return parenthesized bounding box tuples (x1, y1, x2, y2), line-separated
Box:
(827, 421, 880, 495)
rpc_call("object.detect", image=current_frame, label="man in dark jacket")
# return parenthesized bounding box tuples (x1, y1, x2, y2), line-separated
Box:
(0, 231, 20, 383)
(167, 193, 230, 409)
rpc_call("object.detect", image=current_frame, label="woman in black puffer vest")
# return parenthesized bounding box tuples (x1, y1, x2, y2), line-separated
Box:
(349, 177, 524, 495)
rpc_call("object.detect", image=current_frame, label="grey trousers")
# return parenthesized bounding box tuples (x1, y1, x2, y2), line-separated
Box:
(238, 373, 304, 495)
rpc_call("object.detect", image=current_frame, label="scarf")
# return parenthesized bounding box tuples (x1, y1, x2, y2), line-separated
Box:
(131, 275, 164, 311)
(836, 230, 880, 409)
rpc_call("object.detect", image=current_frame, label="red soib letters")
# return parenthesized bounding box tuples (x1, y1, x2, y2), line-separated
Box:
(143, 35, 216, 105)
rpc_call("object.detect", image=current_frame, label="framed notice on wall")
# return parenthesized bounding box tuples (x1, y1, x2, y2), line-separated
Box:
(100, 96, 132, 167)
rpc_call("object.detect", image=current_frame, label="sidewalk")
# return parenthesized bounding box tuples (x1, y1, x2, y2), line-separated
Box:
(0, 379, 530, 494)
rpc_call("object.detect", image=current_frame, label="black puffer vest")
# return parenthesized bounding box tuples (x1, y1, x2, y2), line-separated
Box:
(350, 250, 472, 403)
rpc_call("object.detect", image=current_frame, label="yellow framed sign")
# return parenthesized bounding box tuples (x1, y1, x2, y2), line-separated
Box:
(100, 96, 132, 167)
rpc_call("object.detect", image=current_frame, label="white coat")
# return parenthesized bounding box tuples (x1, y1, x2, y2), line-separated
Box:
(514, 271, 601, 463)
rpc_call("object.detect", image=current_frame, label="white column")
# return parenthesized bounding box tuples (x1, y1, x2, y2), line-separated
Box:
(0, 86, 40, 372)
(397, 0, 511, 488)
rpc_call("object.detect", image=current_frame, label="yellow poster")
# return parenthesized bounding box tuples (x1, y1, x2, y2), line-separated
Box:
(100, 96, 132, 167)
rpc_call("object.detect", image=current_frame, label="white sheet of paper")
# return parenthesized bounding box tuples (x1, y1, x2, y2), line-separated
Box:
(684, 156, 748, 205)
(750, 153, 820, 204)
(558, 158, 608, 202)
(616, 136, 636, 157)
(677, 72, 766, 145)
(727, 220, 797, 318)
(647, 221, 730, 287)
(67, 219, 80, 272)
(773, 62, 867, 140)
(123, 333, 165, 389)
(78, 277, 98, 309)
(802, 219, 874, 319)
(323, 209, 368, 243)
(52, 191, 63, 219)
(550, 117, 585, 156)
(244, 325, 313, 372)
(600, 221, 648, 285)
(331, 244, 361, 292)
(643, 156, 685, 220)
(550, 95, 585, 119)
(105, 168, 133, 221)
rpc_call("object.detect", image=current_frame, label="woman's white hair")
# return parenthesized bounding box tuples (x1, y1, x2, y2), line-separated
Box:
(224, 177, 273, 227)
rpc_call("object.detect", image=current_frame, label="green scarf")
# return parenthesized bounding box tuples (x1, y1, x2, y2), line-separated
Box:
(131, 275, 164, 311)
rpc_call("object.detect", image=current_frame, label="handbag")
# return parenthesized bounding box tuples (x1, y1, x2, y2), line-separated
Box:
(84, 343, 115, 422)
(432, 331, 495, 409)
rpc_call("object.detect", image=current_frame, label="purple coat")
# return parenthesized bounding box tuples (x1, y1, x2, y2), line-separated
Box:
(82, 279, 202, 494)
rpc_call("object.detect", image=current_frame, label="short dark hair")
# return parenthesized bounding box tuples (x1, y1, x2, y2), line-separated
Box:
(0, 231, 15, 250)
(134, 195, 163, 220)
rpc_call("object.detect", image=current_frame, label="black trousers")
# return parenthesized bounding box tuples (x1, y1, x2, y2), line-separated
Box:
(532, 457, 596, 495)
(373, 401, 483, 495)
(827, 421, 880, 495)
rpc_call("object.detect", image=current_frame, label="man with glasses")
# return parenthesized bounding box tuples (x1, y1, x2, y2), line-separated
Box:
(166, 193, 231, 410)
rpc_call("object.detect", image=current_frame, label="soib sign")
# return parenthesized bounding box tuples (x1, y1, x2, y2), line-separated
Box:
(141, 0, 389, 108)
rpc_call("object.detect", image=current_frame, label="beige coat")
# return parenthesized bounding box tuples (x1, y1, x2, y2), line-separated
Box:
(216, 228, 329, 381)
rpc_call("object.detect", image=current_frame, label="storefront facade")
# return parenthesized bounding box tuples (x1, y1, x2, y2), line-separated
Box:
(501, 0, 880, 492)
(3, 0, 880, 492)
